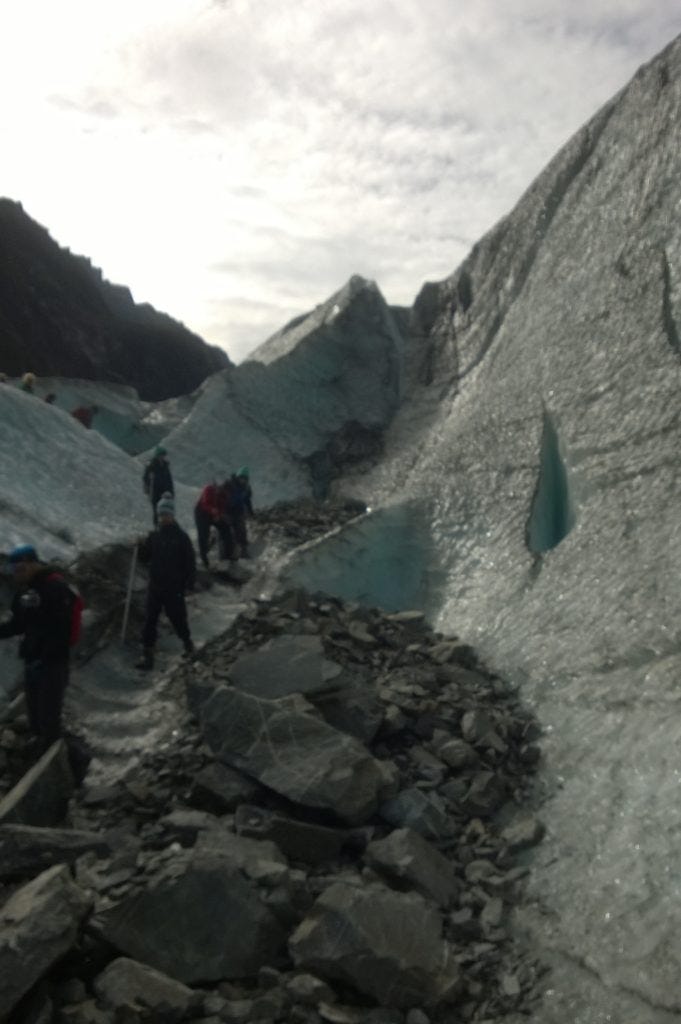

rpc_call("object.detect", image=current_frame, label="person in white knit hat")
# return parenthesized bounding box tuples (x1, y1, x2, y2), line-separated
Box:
(135, 493, 196, 671)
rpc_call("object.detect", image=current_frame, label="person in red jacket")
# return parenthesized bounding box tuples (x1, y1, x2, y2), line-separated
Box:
(71, 404, 98, 428)
(193, 480, 235, 568)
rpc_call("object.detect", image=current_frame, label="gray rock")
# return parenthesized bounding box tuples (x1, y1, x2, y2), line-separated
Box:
(289, 880, 460, 1008)
(286, 972, 336, 1005)
(93, 956, 202, 1023)
(461, 772, 506, 816)
(500, 971, 522, 997)
(0, 740, 74, 826)
(0, 863, 92, 1016)
(194, 824, 288, 871)
(480, 896, 504, 933)
(228, 634, 343, 699)
(364, 827, 460, 907)
(99, 850, 286, 982)
(58, 1001, 114, 1024)
(312, 683, 384, 744)
(158, 808, 223, 844)
(201, 686, 396, 824)
(235, 804, 347, 864)
(0, 823, 111, 879)
(189, 762, 261, 812)
(500, 815, 545, 851)
(221, 1000, 255, 1024)
(437, 738, 479, 770)
(379, 787, 454, 840)
(406, 1012, 430, 1024)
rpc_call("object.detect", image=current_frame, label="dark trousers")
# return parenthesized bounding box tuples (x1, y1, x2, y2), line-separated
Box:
(231, 511, 248, 550)
(194, 507, 234, 564)
(142, 587, 191, 648)
(24, 659, 68, 745)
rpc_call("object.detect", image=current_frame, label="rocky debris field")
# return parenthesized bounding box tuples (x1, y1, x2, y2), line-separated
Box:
(0, 582, 547, 1024)
(249, 498, 368, 548)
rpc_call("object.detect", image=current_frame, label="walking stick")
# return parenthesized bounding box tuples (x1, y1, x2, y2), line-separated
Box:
(120, 543, 138, 644)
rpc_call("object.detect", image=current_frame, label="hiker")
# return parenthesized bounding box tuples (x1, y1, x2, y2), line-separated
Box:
(71, 404, 97, 427)
(136, 493, 196, 671)
(19, 372, 35, 393)
(225, 467, 254, 558)
(0, 544, 76, 754)
(194, 479, 235, 568)
(142, 445, 174, 525)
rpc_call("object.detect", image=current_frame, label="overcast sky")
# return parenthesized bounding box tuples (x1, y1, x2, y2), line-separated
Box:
(1, 1, 679, 361)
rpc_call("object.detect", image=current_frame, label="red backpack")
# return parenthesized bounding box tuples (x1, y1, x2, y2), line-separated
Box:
(47, 573, 85, 647)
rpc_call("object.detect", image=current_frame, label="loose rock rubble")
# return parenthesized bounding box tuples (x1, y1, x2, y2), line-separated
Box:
(0, 586, 547, 1024)
(251, 498, 368, 547)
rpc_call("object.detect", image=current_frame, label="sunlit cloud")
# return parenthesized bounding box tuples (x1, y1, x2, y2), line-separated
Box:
(0, 0, 678, 361)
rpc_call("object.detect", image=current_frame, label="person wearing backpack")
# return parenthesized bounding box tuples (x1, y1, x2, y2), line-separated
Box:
(0, 544, 80, 754)
(135, 493, 196, 671)
(194, 479, 234, 568)
(142, 445, 174, 525)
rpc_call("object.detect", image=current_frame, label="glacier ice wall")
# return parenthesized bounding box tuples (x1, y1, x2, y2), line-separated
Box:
(317, 35, 681, 1021)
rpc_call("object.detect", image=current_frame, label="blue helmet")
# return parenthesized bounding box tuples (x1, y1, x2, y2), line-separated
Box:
(8, 543, 38, 564)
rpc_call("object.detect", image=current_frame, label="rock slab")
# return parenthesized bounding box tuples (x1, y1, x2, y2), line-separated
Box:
(289, 880, 459, 1008)
(0, 863, 92, 1015)
(201, 687, 396, 824)
(99, 851, 286, 983)
(93, 956, 202, 1023)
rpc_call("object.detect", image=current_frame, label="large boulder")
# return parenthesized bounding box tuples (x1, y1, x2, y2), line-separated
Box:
(93, 957, 203, 1023)
(0, 864, 92, 1016)
(289, 880, 460, 1008)
(99, 851, 286, 983)
(227, 634, 344, 700)
(201, 687, 397, 824)
(364, 828, 461, 908)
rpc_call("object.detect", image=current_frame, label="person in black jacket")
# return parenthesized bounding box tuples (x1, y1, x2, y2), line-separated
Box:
(136, 493, 196, 671)
(142, 446, 174, 525)
(0, 544, 73, 750)
(225, 467, 254, 558)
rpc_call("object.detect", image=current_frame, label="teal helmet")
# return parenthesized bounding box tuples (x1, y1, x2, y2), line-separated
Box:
(154, 445, 167, 457)
(237, 466, 249, 478)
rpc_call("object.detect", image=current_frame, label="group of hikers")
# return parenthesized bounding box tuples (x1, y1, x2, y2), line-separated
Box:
(2, 370, 99, 425)
(0, 443, 255, 767)
(142, 445, 253, 562)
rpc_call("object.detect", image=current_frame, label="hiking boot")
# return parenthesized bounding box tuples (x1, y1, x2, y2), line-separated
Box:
(182, 641, 195, 660)
(135, 648, 154, 671)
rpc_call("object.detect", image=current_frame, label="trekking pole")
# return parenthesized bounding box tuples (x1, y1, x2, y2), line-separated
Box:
(120, 543, 138, 644)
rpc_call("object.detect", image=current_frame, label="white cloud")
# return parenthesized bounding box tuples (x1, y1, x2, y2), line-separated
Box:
(0, 0, 679, 361)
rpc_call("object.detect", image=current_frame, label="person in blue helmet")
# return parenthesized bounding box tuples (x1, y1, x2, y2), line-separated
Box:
(143, 445, 174, 525)
(0, 544, 75, 753)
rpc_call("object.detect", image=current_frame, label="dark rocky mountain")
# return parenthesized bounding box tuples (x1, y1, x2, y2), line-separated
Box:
(0, 199, 230, 400)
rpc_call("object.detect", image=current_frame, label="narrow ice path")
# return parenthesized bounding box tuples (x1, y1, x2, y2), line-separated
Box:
(67, 580, 248, 784)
